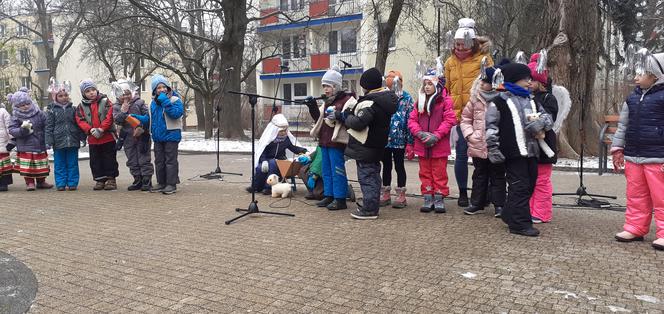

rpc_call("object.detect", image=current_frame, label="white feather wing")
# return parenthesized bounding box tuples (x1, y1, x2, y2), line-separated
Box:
(552, 85, 572, 134)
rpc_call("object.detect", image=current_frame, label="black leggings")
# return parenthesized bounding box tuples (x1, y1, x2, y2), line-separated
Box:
(381, 148, 406, 187)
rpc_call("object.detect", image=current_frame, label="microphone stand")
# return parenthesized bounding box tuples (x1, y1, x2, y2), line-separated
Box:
(199, 69, 243, 180)
(225, 91, 308, 225)
(270, 64, 288, 117)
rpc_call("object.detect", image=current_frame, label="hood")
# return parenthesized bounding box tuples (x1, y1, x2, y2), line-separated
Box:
(360, 88, 398, 116)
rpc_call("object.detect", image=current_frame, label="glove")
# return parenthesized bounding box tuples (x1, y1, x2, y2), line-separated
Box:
(405, 144, 415, 160)
(81, 139, 87, 147)
(21, 120, 33, 129)
(261, 160, 269, 173)
(488, 148, 505, 164)
(5, 143, 15, 152)
(297, 154, 311, 166)
(325, 106, 337, 121)
(423, 134, 439, 147)
(90, 128, 103, 139)
(304, 96, 317, 108)
(612, 150, 625, 172)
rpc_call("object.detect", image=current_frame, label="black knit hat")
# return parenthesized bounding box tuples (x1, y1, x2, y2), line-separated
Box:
(360, 67, 383, 90)
(500, 63, 532, 83)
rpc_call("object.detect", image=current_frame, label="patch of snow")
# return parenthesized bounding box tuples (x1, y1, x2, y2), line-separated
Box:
(554, 290, 579, 299)
(460, 272, 477, 279)
(606, 305, 631, 313)
(634, 295, 659, 303)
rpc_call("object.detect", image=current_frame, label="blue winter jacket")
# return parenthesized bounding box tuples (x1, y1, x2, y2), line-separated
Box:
(141, 91, 184, 142)
(622, 83, 664, 158)
(386, 90, 415, 149)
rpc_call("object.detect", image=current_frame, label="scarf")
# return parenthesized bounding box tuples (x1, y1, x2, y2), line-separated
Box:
(12, 102, 40, 120)
(503, 82, 531, 98)
(274, 134, 288, 143)
(454, 49, 473, 61)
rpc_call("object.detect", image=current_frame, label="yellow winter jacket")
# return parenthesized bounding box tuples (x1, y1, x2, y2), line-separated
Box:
(445, 50, 493, 122)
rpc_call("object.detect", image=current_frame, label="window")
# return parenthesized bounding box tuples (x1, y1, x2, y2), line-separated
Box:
(328, 0, 336, 16)
(141, 80, 146, 92)
(0, 25, 5, 38)
(340, 28, 357, 53)
(290, 0, 304, 10)
(140, 57, 145, 68)
(172, 81, 179, 91)
(283, 83, 292, 101)
(328, 31, 338, 54)
(19, 48, 29, 64)
(282, 34, 306, 59)
(0, 50, 8, 65)
(17, 24, 29, 37)
(21, 76, 31, 88)
(293, 83, 307, 99)
(378, 22, 397, 49)
(280, 0, 288, 11)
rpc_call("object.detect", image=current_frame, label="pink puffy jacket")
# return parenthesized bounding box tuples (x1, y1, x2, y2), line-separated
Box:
(460, 79, 494, 159)
(408, 89, 456, 159)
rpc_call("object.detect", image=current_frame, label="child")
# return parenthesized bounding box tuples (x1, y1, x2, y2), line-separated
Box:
(7, 88, 53, 191)
(112, 79, 154, 191)
(0, 102, 13, 191)
(381, 70, 415, 208)
(75, 79, 119, 190)
(247, 113, 307, 194)
(460, 65, 506, 217)
(408, 70, 457, 213)
(305, 67, 355, 210)
(528, 53, 559, 223)
(333, 67, 397, 219)
(612, 52, 664, 251)
(45, 80, 84, 191)
(137, 74, 183, 195)
(485, 62, 553, 237)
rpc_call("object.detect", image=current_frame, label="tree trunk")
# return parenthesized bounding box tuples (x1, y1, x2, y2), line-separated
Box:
(219, 0, 249, 139)
(203, 94, 214, 139)
(194, 90, 205, 131)
(538, 0, 600, 158)
(373, 0, 404, 73)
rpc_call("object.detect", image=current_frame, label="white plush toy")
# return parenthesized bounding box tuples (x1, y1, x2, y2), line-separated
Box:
(266, 174, 291, 198)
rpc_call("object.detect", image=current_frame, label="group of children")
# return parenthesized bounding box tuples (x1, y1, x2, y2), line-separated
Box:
(0, 74, 184, 195)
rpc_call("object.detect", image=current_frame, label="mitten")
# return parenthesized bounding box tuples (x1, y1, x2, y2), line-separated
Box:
(5, 143, 15, 152)
(423, 134, 439, 147)
(488, 148, 506, 164)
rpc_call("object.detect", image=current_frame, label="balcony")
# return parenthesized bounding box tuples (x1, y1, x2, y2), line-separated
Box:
(257, 0, 362, 31)
(260, 52, 362, 79)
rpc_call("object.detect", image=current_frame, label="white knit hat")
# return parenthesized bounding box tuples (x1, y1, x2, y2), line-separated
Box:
(454, 18, 476, 40)
(321, 66, 342, 89)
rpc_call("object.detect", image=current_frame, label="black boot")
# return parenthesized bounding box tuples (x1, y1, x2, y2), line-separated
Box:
(327, 198, 347, 210)
(316, 197, 334, 207)
(128, 176, 142, 191)
(457, 190, 469, 207)
(140, 176, 152, 191)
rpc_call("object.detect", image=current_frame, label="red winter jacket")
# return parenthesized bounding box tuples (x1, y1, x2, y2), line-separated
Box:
(75, 94, 115, 145)
(408, 89, 456, 159)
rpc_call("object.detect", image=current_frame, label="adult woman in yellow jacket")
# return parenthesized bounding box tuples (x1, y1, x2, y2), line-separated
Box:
(444, 17, 493, 207)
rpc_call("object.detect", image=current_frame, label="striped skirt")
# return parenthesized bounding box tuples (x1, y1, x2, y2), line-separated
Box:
(0, 152, 13, 177)
(15, 152, 50, 178)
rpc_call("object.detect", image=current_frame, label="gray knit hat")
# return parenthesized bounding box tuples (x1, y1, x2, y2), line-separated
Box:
(321, 66, 342, 89)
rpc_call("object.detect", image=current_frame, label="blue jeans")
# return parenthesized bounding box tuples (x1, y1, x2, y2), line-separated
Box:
(321, 147, 347, 199)
(53, 147, 79, 188)
(454, 125, 469, 191)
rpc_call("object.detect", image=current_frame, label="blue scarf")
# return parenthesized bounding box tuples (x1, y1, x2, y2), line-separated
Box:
(503, 82, 531, 98)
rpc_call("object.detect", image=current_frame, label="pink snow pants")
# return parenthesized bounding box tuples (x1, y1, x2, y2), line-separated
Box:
(623, 161, 664, 239)
(529, 164, 553, 222)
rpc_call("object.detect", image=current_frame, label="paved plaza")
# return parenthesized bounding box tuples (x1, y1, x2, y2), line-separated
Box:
(0, 153, 662, 313)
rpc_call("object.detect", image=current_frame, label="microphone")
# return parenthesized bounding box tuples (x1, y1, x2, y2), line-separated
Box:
(225, 67, 234, 71)
(340, 60, 352, 68)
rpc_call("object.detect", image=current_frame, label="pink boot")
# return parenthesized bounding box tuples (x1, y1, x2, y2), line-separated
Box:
(379, 186, 391, 206)
(392, 187, 407, 208)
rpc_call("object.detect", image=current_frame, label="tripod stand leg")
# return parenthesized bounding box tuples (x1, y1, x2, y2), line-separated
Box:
(586, 193, 617, 199)
(256, 210, 295, 217)
(225, 211, 253, 225)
